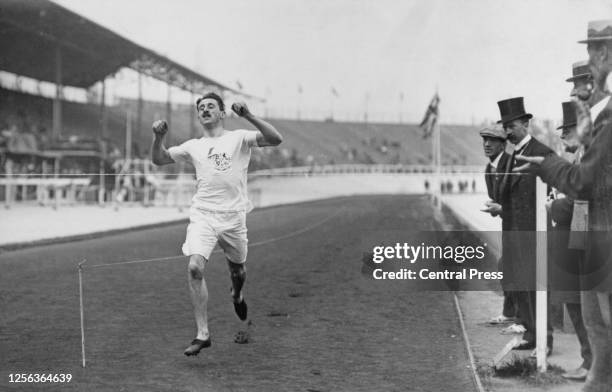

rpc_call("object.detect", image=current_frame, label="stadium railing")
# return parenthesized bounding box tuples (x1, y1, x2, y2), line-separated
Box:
(247, 164, 484, 177)
(0, 164, 485, 209)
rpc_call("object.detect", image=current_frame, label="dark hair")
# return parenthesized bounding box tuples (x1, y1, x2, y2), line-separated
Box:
(196, 92, 225, 111)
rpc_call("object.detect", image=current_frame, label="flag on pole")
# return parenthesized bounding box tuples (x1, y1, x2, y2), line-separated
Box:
(235, 80, 243, 90)
(331, 87, 339, 97)
(419, 93, 440, 139)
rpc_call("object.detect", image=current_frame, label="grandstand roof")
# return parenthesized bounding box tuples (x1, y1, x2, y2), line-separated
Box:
(0, 0, 253, 97)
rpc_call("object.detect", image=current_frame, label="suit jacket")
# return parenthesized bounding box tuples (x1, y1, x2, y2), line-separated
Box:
(484, 152, 511, 203)
(500, 137, 555, 290)
(549, 196, 582, 299)
(539, 98, 612, 290)
(501, 138, 554, 231)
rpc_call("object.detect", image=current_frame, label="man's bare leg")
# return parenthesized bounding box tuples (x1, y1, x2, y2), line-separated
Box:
(228, 260, 248, 320)
(185, 254, 211, 356)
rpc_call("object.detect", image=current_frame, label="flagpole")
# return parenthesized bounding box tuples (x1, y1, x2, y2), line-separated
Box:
(399, 92, 404, 124)
(430, 114, 437, 206)
(297, 85, 302, 120)
(435, 115, 441, 209)
(364, 92, 369, 124)
(329, 89, 333, 120)
(420, 92, 440, 206)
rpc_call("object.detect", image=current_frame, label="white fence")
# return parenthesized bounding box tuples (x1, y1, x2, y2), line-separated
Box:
(248, 164, 484, 177)
(0, 164, 487, 209)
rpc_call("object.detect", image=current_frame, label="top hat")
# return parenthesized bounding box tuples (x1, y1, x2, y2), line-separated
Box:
(496, 97, 533, 124)
(578, 20, 612, 43)
(557, 101, 577, 130)
(479, 125, 506, 140)
(566, 60, 591, 82)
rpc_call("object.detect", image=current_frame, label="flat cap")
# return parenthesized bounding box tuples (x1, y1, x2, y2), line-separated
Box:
(479, 126, 506, 140)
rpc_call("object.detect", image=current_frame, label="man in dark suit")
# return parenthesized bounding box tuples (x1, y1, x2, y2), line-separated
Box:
(479, 126, 519, 326)
(516, 20, 612, 392)
(496, 97, 555, 352)
(549, 101, 591, 381)
(481, 126, 510, 215)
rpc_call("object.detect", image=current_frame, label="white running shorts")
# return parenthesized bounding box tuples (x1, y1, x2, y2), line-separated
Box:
(181, 207, 248, 264)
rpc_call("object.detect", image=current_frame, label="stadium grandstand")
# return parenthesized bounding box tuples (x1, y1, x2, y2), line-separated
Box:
(0, 0, 494, 208)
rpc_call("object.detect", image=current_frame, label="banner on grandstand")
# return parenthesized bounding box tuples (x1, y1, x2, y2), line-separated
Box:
(419, 93, 440, 139)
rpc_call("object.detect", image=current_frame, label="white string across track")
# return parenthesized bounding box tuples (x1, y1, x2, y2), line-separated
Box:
(76, 206, 343, 367)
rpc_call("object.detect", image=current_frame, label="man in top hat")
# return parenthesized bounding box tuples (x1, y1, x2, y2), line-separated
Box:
(548, 101, 592, 381)
(496, 96, 555, 352)
(479, 126, 520, 326)
(516, 20, 612, 392)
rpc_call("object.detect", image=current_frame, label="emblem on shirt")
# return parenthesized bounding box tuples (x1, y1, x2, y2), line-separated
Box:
(208, 148, 232, 171)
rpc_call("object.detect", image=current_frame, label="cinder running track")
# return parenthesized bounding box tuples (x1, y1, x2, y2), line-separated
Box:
(0, 195, 475, 392)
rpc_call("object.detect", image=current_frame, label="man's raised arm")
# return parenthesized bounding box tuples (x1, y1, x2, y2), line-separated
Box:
(151, 120, 175, 166)
(232, 102, 283, 147)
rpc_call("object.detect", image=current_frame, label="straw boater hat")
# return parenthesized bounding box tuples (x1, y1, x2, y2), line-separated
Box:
(578, 20, 612, 43)
(496, 97, 533, 124)
(557, 101, 577, 130)
(566, 60, 591, 82)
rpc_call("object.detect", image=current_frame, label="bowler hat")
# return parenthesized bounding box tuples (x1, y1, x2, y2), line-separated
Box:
(479, 126, 506, 140)
(578, 20, 612, 43)
(497, 97, 533, 124)
(557, 101, 577, 130)
(566, 60, 591, 82)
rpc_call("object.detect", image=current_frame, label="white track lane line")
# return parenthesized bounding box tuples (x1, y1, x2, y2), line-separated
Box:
(453, 293, 486, 392)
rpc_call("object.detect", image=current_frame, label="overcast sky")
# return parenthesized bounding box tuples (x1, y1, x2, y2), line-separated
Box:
(54, 0, 612, 124)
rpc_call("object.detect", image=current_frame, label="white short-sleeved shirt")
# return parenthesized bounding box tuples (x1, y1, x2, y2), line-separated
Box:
(168, 130, 258, 212)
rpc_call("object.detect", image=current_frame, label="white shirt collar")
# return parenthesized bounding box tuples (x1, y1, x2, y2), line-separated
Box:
(490, 152, 503, 169)
(514, 134, 532, 152)
(591, 95, 611, 123)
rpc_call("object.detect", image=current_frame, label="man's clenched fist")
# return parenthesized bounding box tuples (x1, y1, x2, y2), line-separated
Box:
(231, 102, 251, 117)
(152, 120, 168, 136)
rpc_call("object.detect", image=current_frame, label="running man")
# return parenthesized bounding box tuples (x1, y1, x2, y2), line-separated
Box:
(151, 92, 283, 356)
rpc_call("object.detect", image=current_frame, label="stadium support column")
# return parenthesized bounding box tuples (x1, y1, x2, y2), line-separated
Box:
(52, 45, 63, 139)
(100, 78, 108, 139)
(137, 73, 143, 143)
(166, 84, 172, 132)
(125, 111, 132, 161)
(190, 91, 196, 138)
